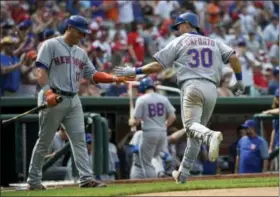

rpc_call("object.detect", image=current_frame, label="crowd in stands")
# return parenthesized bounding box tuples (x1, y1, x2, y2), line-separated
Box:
(0, 0, 279, 97)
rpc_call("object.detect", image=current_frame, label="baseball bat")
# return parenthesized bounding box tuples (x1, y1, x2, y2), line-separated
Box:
(126, 81, 181, 95)
(128, 83, 137, 132)
(1, 96, 63, 125)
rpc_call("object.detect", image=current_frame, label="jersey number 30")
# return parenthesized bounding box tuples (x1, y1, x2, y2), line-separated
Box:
(188, 48, 213, 68)
(148, 103, 164, 117)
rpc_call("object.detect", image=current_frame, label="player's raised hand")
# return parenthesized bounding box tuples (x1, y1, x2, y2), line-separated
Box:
(113, 65, 136, 76)
(231, 81, 245, 96)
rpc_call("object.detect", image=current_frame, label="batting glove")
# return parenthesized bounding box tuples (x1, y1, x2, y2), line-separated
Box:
(44, 89, 59, 106)
(114, 65, 136, 77)
(128, 118, 135, 126)
(231, 81, 245, 96)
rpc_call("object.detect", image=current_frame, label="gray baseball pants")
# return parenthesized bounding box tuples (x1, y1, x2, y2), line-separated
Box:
(27, 90, 94, 187)
(179, 79, 217, 175)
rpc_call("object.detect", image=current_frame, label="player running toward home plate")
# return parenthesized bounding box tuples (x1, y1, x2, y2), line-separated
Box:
(129, 77, 176, 179)
(27, 15, 133, 190)
(114, 12, 245, 183)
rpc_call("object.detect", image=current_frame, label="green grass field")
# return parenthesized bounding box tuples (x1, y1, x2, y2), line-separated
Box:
(2, 177, 278, 196)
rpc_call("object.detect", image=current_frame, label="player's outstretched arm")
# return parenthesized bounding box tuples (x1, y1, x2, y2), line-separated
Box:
(228, 54, 242, 75)
(228, 54, 245, 96)
(92, 71, 134, 83)
(114, 61, 164, 77)
(166, 114, 176, 128)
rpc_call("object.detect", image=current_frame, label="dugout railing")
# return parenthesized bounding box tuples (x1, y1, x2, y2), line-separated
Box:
(0, 113, 109, 185)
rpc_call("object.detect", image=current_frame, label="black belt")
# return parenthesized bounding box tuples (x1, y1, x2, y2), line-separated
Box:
(51, 88, 76, 97)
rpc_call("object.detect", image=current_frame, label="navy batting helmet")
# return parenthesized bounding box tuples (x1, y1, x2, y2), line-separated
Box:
(171, 12, 199, 31)
(67, 15, 90, 34)
(138, 77, 155, 93)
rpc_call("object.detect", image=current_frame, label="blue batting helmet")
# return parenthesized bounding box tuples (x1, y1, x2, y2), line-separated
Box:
(67, 15, 90, 34)
(171, 12, 200, 31)
(138, 77, 155, 93)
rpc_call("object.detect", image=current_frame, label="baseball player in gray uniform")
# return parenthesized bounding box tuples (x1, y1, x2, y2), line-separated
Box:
(129, 77, 176, 179)
(114, 12, 245, 183)
(129, 129, 172, 178)
(27, 15, 133, 190)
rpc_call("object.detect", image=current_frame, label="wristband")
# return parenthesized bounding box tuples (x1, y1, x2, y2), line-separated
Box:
(42, 84, 50, 91)
(235, 73, 242, 81)
(135, 67, 143, 75)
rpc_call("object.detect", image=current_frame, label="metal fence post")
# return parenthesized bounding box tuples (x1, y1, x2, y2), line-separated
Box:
(100, 117, 109, 175)
(92, 114, 103, 176)
(21, 123, 27, 181)
(14, 121, 22, 181)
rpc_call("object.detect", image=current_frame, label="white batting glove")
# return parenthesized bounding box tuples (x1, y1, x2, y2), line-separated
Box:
(128, 118, 135, 126)
(231, 81, 245, 96)
(114, 65, 136, 77)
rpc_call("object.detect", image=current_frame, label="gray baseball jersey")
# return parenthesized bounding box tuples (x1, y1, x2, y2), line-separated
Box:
(36, 36, 97, 93)
(28, 36, 98, 187)
(153, 32, 235, 87)
(133, 92, 175, 132)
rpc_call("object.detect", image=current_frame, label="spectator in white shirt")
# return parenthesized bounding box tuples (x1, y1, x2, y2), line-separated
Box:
(154, 0, 179, 20)
(239, 6, 256, 34)
(236, 39, 255, 95)
(263, 15, 279, 46)
(269, 37, 279, 66)
(245, 31, 263, 56)
(117, 1, 134, 30)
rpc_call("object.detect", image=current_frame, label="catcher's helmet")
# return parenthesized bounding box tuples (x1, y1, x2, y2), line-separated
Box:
(171, 12, 200, 31)
(138, 77, 155, 93)
(67, 15, 90, 34)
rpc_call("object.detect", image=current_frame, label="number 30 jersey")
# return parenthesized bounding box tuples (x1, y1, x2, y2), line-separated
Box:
(153, 32, 235, 87)
(133, 92, 176, 132)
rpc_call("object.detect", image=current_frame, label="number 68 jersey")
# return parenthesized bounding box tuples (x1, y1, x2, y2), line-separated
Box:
(153, 32, 235, 88)
(134, 92, 176, 132)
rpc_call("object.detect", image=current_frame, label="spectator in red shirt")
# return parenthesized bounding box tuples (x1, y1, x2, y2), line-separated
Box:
(127, 21, 145, 67)
(8, 2, 27, 24)
(253, 62, 268, 95)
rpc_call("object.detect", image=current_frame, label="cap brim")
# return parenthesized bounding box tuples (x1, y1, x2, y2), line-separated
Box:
(171, 22, 184, 31)
(241, 124, 249, 128)
(77, 27, 91, 34)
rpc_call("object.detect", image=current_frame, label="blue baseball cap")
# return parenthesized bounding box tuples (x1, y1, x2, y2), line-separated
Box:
(86, 133, 93, 143)
(241, 119, 256, 129)
(43, 28, 55, 39)
(18, 19, 32, 29)
(273, 67, 279, 76)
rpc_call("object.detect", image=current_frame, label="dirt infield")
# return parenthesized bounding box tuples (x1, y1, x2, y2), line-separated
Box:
(134, 187, 278, 196)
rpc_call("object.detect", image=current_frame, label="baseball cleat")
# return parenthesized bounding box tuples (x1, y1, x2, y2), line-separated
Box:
(208, 131, 223, 162)
(26, 184, 47, 191)
(80, 180, 107, 188)
(172, 170, 188, 184)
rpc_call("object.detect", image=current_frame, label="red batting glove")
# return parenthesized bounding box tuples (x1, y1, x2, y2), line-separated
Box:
(45, 89, 58, 106)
